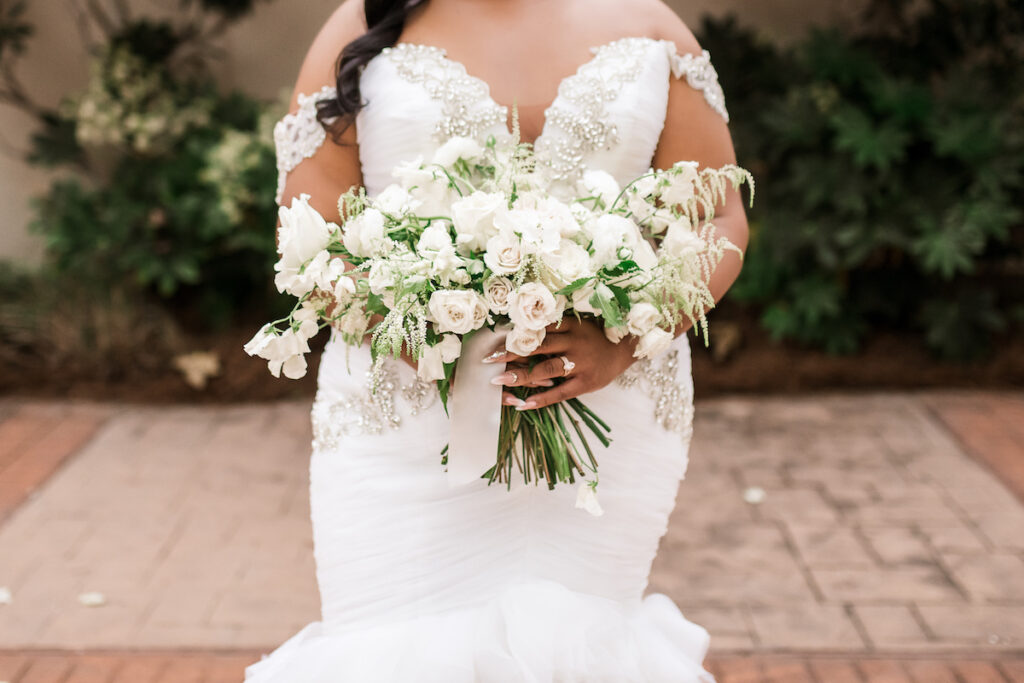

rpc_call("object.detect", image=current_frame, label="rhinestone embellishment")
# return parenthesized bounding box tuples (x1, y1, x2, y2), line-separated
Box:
(535, 38, 650, 182)
(311, 362, 437, 450)
(384, 44, 509, 143)
(273, 85, 337, 204)
(665, 45, 730, 123)
(616, 349, 694, 436)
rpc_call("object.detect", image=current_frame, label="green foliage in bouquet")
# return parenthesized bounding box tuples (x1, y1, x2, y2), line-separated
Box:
(699, 0, 1024, 359)
(1, 0, 281, 326)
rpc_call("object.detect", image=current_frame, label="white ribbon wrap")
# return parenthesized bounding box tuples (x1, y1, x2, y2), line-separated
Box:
(446, 326, 509, 487)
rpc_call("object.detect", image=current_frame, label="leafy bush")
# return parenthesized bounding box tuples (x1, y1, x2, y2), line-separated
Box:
(699, 0, 1024, 359)
(3, 0, 282, 327)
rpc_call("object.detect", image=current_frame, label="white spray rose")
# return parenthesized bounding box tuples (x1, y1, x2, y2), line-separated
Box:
(604, 325, 629, 344)
(274, 194, 336, 296)
(634, 327, 674, 359)
(483, 276, 514, 314)
(509, 283, 563, 331)
(343, 207, 387, 258)
(429, 290, 489, 334)
(626, 302, 662, 337)
(432, 136, 484, 167)
(506, 326, 546, 357)
(483, 232, 523, 275)
(580, 169, 621, 209)
(452, 191, 505, 253)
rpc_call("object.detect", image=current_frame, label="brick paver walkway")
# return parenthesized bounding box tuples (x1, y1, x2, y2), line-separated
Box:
(0, 391, 1021, 681)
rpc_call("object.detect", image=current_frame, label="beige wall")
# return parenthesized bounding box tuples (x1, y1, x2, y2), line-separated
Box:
(0, 0, 861, 262)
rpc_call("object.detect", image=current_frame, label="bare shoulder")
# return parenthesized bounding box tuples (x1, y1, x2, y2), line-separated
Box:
(629, 0, 702, 54)
(289, 0, 367, 110)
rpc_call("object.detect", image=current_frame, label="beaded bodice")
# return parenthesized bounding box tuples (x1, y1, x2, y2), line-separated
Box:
(273, 36, 728, 203)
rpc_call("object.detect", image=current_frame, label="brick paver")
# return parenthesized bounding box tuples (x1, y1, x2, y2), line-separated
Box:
(0, 392, 1022, 680)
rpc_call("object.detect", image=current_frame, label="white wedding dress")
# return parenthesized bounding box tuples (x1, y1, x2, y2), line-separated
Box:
(247, 36, 730, 683)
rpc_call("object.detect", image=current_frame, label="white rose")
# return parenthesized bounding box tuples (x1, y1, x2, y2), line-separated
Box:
(551, 240, 593, 286)
(452, 191, 505, 253)
(580, 169, 621, 209)
(483, 276, 514, 314)
(417, 344, 445, 382)
(534, 197, 581, 239)
(509, 282, 563, 331)
(374, 185, 418, 216)
(626, 302, 662, 337)
(495, 208, 560, 256)
(604, 325, 629, 344)
(483, 232, 523, 275)
(661, 221, 705, 261)
(429, 290, 489, 334)
(575, 482, 604, 517)
(634, 327, 674, 359)
(343, 208, 387, 258)
(505, 326, 546, 357)
(432, 136, 484, 167)
(274, 194, 336, 296)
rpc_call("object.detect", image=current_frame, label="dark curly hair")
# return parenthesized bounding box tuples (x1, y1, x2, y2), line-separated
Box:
(316, 0, 430, 135)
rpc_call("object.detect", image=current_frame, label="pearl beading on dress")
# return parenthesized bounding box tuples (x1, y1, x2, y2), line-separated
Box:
(616, 349, 694, 436)
(665, 46, 730, 123)
(311, 362, 437, 450)
(273, 85, 337, 204)
(384, 44, 509, 143)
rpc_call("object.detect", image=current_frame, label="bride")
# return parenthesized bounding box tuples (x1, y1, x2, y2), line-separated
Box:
(247, 0, 748, 680)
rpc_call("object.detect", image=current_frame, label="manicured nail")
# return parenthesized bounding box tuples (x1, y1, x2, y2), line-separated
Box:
(504, 396, 525, 407)
(534, 380, 554, 387)
(515, 401, 538, 412)
(482, 350, 505, 363)
(490, 373, 513, 386)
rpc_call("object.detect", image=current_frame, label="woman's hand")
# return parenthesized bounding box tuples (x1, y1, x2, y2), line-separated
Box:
(483, 318, 639, 411)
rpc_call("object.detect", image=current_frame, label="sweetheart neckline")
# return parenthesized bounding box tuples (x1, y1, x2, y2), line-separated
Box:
(377, 36, 668, 148)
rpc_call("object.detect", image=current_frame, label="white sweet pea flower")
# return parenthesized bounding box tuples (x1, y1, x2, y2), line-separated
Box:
(483, 275, 514, 314)
(337, 307, 369, 341)
(495, 208, 560, 256)
(509, 283, 563, 331)
(438, 333, 462, 363)
(634, 327, 674, 359)
(417, 223, 453, 255)
(661, 220, 705, 261)
(575, 482, 604, 517)
(428, 290, 489, 335)
(244, 325, 311, 379)
(333, 275, 356, 305)
(274, 194, 336, 296)
(374, 185, 417, 216)
(391, 156, 431, 188)
(293, 301, 321, 340)
(483, 231, 523, 275)
(571, 282, 599, 315)
(417, 344, 446, 382)
(392, 158, 454, 216)
(300, 250, 346, 295)
(452, 191, 505, 253)
(432, 136, 484, 167)
(534, 197, 581, 239)
(626, 302, 662, 337)
(580, 169, 621, 209)
(505, 325, 546, 357)
(588, 214, 641, 267)
(660, 161, 701, 207)
(367, 260, 397, 296)
(343, 207, 388, 258)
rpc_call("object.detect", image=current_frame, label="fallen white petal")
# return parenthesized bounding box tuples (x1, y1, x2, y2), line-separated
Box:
(78, 591, 107, 607)
(173, 351, 221, 390)
(742, 486, 767, 505)
(0, 586, 11, 605)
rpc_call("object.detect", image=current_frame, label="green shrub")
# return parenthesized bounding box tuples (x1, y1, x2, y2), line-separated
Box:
(699, 0, 1024, 359)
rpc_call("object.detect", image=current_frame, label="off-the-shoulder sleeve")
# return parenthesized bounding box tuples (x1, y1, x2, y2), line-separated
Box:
(661, 41, 730, 124)
(273, 85, 338, 204)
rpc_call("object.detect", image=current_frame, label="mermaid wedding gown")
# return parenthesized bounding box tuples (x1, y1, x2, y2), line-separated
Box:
(246, 36, 730, 683)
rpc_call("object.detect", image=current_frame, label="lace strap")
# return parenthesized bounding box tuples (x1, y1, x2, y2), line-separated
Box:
(273, 85, 337, 204)
(662, 42, 729, 123)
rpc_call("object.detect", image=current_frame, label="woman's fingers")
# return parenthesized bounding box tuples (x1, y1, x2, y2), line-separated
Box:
(515, 378, 587, 410)
(491, 357, 568, 387)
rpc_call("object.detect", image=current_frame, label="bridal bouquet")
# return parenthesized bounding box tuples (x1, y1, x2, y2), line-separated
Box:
(246, 130, 752, 499)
